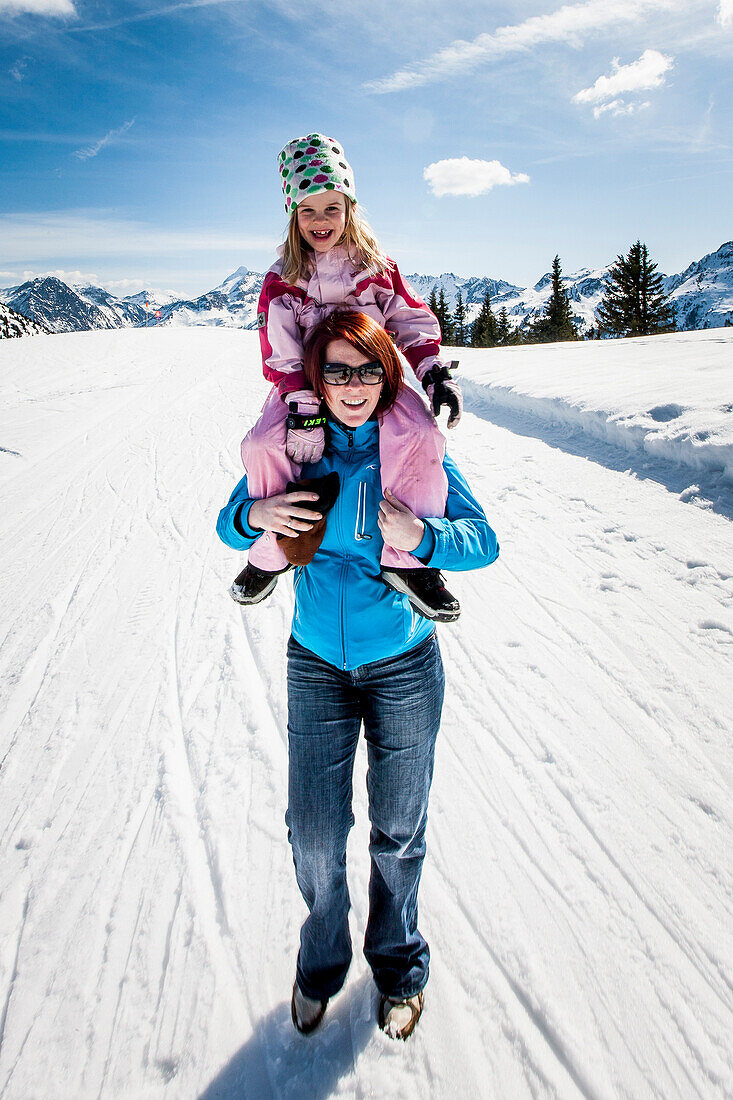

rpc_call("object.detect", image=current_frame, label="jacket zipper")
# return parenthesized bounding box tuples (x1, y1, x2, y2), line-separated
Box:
(338, 427, 356, 668)
(354, 480, 372, 542)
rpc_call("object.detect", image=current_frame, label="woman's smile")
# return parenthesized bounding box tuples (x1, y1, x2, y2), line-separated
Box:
(322, 338, 382, 426)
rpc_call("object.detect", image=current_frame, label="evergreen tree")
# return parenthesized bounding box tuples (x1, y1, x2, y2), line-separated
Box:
(497, 307, 511, 346)
(453, 290, 467, 347)
(437, 287, 454, 343)
(597, 240, 676, 337)
(427, 287, 439, 318)
(471, 289, 500, 348)
(528, 255, 578, 343)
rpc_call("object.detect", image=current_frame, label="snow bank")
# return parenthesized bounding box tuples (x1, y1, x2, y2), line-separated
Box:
(455, 329, 733, 484)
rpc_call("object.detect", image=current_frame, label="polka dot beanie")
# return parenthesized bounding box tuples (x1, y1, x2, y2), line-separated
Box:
(278, 133, 356, 216)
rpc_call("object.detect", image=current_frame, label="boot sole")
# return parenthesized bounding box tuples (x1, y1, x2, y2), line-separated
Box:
(229, 575, 278, 605)
(378, 991, 424, 1040)
(380, 571, 461, 623)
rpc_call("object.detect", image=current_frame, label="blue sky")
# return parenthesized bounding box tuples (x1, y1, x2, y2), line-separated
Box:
(2, 0, 732, 297)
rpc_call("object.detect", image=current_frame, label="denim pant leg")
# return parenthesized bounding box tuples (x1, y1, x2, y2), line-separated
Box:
(360, 634, 445, 999)
(286, 638, 362, 1001)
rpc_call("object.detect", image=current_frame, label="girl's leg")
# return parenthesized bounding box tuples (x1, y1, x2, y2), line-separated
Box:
(241, 387, 298, 572)
(286, 637, 362, 1000)
(378, 387, 448, 570)
(360, 634, 445, 998)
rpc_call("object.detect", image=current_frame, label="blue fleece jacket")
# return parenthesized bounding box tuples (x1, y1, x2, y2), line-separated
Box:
(217, 417, 499, 670)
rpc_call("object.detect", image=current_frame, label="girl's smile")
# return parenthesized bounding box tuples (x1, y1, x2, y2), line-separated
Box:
(297, 192, 347, 254)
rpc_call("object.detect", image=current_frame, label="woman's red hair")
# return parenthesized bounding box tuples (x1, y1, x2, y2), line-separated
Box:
(303, 310, 404, 415)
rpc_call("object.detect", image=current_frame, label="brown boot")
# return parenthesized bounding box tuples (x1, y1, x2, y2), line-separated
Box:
(277, 472, 340, 567)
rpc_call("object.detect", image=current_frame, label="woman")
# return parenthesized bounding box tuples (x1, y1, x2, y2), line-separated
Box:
(216, 310, 499, 1041)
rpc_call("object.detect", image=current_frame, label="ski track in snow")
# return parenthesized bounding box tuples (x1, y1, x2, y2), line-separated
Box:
(0, 329, 731, 1099)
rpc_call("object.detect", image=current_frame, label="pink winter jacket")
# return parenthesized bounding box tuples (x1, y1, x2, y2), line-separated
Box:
(257, 244, 443, 398)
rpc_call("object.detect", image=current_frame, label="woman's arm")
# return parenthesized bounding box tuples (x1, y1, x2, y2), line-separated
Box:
(379, 453, 499, 572)
(216, 475, 319, 551)
(420, 453, 499, 570)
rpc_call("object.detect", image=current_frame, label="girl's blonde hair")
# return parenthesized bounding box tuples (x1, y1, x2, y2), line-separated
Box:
(281, 196, 392, 286)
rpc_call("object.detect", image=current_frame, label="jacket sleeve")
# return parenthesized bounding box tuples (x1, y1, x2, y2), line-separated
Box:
(413, 452, 499, 571)
(377, 261, 446, 383)
(257, 271, 308, 398)
(216, 474, 263, 551)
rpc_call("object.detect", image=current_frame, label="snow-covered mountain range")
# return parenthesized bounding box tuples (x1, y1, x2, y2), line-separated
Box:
(2, 242, 731, 338)
(0, 301, 50, 339)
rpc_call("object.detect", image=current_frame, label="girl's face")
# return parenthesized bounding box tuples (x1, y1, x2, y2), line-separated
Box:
(296, 192, 347, 253)
(322, 339, 383, 428)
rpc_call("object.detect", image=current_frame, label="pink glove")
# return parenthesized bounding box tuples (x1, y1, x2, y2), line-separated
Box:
(285, 389, 327, 464)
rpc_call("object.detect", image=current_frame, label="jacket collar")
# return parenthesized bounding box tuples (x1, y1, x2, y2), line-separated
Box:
(327, 416, 379, 455)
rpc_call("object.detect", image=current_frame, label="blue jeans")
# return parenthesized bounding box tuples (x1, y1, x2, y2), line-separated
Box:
(286, 632, 445, 1001)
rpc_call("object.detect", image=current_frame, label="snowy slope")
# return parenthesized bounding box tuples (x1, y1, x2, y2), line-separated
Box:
(1, 330, 732, 1099)
(455, 329, 733, 487)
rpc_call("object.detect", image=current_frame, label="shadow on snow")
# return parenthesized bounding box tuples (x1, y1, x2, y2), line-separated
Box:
(198, 972, 375, 1099)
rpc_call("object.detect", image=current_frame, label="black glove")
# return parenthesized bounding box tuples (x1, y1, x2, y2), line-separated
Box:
(422, 362, 463, 428)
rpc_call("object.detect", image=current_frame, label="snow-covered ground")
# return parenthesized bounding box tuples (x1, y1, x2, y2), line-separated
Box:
(457, 329, 733, 490)
(1, 328, 731, 1099)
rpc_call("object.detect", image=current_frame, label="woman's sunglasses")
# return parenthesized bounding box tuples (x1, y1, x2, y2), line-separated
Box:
(322, 361, 385, 386)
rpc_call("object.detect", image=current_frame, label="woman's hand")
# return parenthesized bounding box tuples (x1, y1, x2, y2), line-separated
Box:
(248, 491, 322, 538)
(378, 489, 425, 552)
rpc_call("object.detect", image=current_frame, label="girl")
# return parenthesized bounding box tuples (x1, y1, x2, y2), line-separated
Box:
(231, 132, 463, 621)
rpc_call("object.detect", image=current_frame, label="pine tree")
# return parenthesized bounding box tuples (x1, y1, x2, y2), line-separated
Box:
(507, 322, 524, 346)
(528, 255, 578, 343)
(496, 307, 511, 346)
(427, 287, 439, 318)
(471, 289, 500, 348)
(597, 240, 676, 337)
(453, 290, 467, 347)
(437, 287, 454, 344)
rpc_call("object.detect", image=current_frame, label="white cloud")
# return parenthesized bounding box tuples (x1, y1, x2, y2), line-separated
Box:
(364, 0, 691, 93)
(423, 157, 530, 198)
(0, 211, 278, 262)
(0, 269, 182, 296)
(103, 278, 152, 293)
(0, 268, 100, 287)
(10, 57, 29, 81)
(0, 0, 75, 15)
(50, 268, 101, 284)
(73, 0, 241, 32)
(592, 98, 651, 117)
(73, 120, 136, 161)
(718, 0, 733, 23)
(574, 49, 673, 104)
